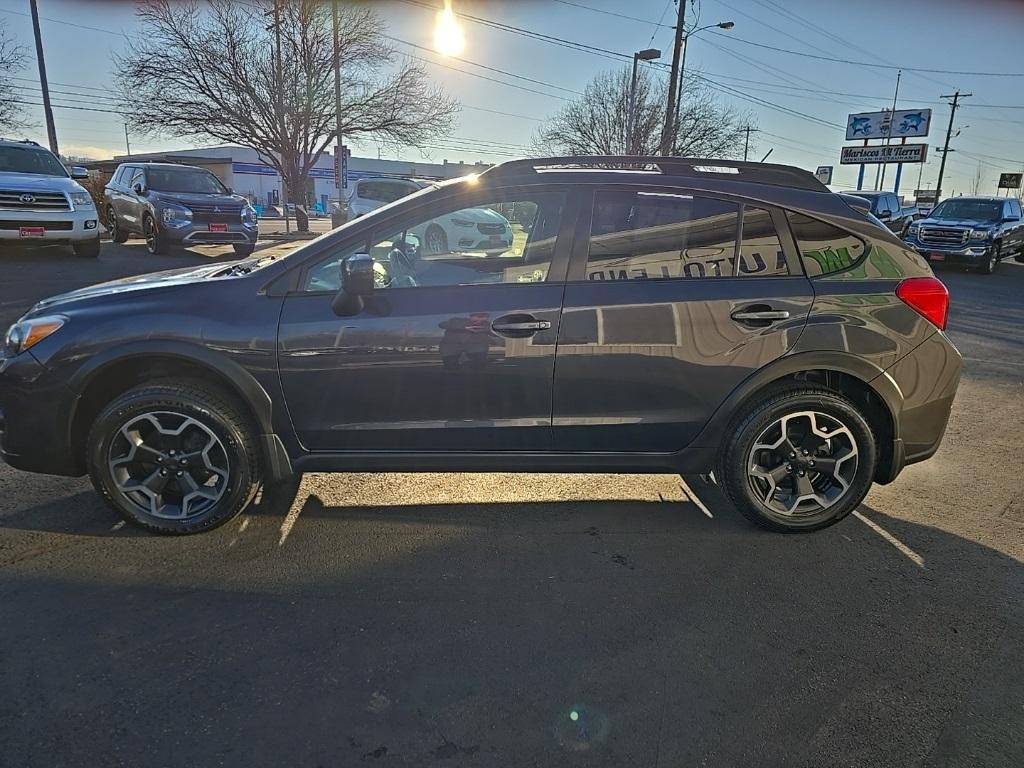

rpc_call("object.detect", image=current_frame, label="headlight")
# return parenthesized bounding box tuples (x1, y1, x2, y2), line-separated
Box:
(969, 228, 992, 241)
(162, 205, 192, 223)
(451, 217, 476, 228)
(3, 315, 67, 357)
(241, 204, 257, 223)
(70, 191, 94, 208)
(906, 222, 920, 236)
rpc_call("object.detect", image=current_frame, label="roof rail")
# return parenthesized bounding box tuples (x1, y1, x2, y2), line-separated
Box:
(479, 155, 829, 192)
(0, 138, 42, 147)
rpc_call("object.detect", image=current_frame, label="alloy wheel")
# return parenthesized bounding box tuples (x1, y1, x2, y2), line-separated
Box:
(746, 410, 859, 517)
(107, 411, 230, 520)
(144, 217, 157, 252)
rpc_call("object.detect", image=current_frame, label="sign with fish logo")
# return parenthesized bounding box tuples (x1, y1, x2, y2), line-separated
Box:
(845, 109, 932, 141)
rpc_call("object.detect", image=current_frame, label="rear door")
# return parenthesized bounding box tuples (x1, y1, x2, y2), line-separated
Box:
(552, 187, 813, 452)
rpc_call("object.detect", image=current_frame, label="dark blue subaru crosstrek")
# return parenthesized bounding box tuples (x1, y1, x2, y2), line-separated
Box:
(0, 157, 962, 535)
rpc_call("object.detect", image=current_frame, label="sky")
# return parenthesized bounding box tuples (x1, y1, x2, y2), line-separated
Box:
(2, 0, 1023, 198)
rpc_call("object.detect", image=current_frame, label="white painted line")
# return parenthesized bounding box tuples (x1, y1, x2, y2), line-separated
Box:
(679, 478, 713, 519)
(109, 520, 126, 531)
(278, 502, 303, 546)
(238, 517, 250, 533)
(853, 510, 925, 569)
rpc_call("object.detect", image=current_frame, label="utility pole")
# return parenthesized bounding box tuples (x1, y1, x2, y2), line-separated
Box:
(28, 0, 58, 155)
(879, 69, 901, 189)
(935, 90, 970, 202)
(743, 126, 758, 162)
(660, 0, 687, 156)
(266, 0, 290, 233)
(332, 0, 345, 225)
(124, 124, 131, 156)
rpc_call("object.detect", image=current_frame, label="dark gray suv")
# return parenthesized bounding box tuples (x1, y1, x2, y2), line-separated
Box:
(1, 157, 961, 535)
(103, 162, 258, 256)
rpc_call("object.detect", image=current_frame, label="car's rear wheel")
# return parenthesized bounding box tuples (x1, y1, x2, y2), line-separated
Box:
(107, 207, 128, 243)
(143, 214, 168, 255)
(424, 224, 448, 254)
(718, 385, 877, 532)
(86, 381, 261, 535)
(73, 237, 101, 258)
(233, 243, 255, 257)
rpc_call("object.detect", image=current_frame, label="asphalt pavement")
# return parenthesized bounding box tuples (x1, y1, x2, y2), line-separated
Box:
(0, 238, 1022, 768)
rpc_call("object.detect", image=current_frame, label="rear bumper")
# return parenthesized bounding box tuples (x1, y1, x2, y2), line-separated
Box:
(876, 330, 962, 482)
(0, 352, 83, 476)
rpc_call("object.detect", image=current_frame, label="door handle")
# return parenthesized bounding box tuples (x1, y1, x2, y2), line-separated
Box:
(731, 310, 791, 322)
(492, 320, 551, 332)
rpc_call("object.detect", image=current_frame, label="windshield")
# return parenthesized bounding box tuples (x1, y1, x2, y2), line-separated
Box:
(0, 146, 68, 177)
(147, 167, 227, 194)
(930, 199, 1003, 221)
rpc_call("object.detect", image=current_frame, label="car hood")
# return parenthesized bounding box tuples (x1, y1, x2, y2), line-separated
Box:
(453, 207, 509, 225)
(0, 170, 84, 194)
(28, 263, 228, 315)
(151, 192, 246, 208)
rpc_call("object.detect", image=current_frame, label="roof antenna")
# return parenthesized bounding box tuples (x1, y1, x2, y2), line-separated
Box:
(760, 149, 774, 163)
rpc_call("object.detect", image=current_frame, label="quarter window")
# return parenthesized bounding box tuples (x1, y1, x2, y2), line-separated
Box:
(788, 212, 867, 276)
(586, 191, 788, 280)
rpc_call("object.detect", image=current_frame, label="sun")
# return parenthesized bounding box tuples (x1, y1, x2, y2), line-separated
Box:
(434, 3, 465, 57)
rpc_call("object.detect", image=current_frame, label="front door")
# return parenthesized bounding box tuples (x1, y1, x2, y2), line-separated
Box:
(552, 187, 814, 452)
(278, 187, 575, 452)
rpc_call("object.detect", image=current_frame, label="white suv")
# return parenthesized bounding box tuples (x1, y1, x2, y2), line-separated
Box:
(0, 139, 101, 257)
(347, 177, 425, 218)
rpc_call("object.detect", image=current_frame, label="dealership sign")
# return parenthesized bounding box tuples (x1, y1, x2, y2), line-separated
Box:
(914, 189, 939, 203)
(845, 109, 932, 141)
(998, 172, 1022, 190)
(840, 144, 928, 165)
(815, 165, 833, 185)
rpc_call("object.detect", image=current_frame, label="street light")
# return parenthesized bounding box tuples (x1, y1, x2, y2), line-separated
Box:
(627, 48, 661, 155)
(663, 19, 734, 154)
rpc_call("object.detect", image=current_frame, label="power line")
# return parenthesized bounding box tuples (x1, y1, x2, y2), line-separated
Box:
(0, 6, 126, 38)
(551, 0, 668, 27)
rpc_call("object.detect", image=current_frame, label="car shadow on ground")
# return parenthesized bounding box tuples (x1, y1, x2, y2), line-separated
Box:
(2, 477, 1021, 767)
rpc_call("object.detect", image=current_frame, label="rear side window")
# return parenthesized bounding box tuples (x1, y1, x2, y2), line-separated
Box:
(788, 212, 867, 276)
(585, 191, 788, 280)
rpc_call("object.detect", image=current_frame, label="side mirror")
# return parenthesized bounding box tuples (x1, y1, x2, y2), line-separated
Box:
(132, 182, 146, 196)
(332, 253, 374, 316)
(70, 166, 89, 180)
(877, 210, 891, 220)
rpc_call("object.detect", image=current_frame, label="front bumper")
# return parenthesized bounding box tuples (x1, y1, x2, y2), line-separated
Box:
(0, 352, 82, 476)
(162, 220, 259, 246)
(903, 236, 995, 265)
(0, 206, 99, 243)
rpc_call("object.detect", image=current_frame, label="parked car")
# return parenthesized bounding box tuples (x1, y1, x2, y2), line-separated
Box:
(903, 195, 1024, 274)
(347, 177, 426, 218)
(103, 162, 259, 256)
(0, 138, 101, 257)
(0, 156, 961, 535)
(410, 205, 513, 255)
(842, 190, 917, 235)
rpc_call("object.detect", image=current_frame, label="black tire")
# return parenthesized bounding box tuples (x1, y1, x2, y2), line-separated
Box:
(143, 213, 168, 255)
(424, 224, 448, 254)
(978, 243, 999, 274)
(73, 237, 101, 259)
(107, 207, 128, 243)
(717, 384, 877, 533)
(86, 381, 261, 535)
(233, 243, 255, 257)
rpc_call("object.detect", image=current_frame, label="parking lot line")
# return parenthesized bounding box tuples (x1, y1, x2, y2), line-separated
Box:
(853, 510, 926, 568)
(679, 478, 713, 518)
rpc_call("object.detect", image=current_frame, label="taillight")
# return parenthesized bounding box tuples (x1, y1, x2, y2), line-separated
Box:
(896, 276, 949, 330)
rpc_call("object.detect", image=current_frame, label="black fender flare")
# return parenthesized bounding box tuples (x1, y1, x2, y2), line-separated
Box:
(65, 340, 276, 436)
(687, 350, 904, 451)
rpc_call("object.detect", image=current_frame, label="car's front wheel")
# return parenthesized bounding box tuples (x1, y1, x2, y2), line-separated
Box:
(107, 207, 128, 243)
(142, 214, 168, 255)
(718, 385, 877, 532)
(86, 381, 261, 535)
(978, 243, 1000, 274)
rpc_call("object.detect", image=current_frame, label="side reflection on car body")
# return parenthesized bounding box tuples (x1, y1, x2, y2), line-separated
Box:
(0, 156, 961, 536)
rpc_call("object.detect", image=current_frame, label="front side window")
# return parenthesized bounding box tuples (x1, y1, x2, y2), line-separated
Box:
(586, 191, 787, 280)
(146, 168, 226, 194)
(788, 212, 867, 276)
(301, 193, 564, 292)
(0, 146, 68, 177)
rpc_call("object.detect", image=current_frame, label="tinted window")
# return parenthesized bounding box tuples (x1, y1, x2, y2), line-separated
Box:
(1010, 199, 1023, 218)
(0, 145, 68, 177)
(112, 166, 127, 185)
(930, 199, 1003, 221)
(586, 191, 787, 280)
(358, 180, 415, 204)
(130, 169, 145, 190)
(788, 212, 867, 276)
(302, 193, 564, 292)
(147, 167, 226, 194)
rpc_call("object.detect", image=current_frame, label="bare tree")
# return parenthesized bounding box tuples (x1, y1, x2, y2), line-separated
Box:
(114, 0, 457, 230)
(0, 30, 30, 133)
(535, 67, 750, 159)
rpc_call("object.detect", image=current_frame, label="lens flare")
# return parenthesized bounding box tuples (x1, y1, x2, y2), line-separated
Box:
(434, 2, 465, 57)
